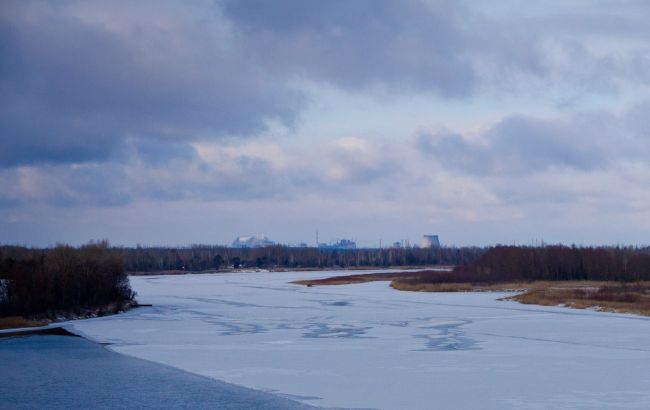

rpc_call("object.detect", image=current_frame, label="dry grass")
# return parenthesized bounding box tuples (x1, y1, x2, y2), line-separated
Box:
(391, 282, 474, 292)
(290, 269, 452, 287)
(508, 281, 650, 316)
(293, 272, 650, 317)
(0, 316, 48, 330)
(0, 300, 137, 331)
(291, 272, 403, 286)
(391, 280, 531, 292)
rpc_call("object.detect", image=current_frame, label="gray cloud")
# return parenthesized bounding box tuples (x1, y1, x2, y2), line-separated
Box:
(224, 0, 477, 97)
(1, 0, 537, 169)
(0, 1, 303, 167)
(417, 109, 639, 175)
(0, 135, 408, 208)
(3, 0, 649, 171)
(3, 0, 650, 241)
(624, 101, 650, 139)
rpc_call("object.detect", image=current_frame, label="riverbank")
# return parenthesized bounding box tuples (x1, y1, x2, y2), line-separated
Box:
(293, 271, 650, 317)
(0, 300, 139, 331)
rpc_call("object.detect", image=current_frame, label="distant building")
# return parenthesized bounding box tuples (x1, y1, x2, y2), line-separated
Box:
(420, 235, 441, 248)
(231, 235, 275, 248)
(318, 239, 357, 250)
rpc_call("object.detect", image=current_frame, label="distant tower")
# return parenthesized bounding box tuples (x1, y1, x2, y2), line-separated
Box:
(421, 235, 441, 248)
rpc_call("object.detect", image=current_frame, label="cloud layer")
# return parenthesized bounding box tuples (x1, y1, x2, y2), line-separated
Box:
(2, 0, 650, 245)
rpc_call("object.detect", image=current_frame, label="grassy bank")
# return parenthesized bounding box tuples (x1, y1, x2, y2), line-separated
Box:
(506, 282, 650, 316)
(0, 316, 48, 330)
(290, 268, 453, 286)
(0, 300, 137, 330)
(294, 271, 650, 317)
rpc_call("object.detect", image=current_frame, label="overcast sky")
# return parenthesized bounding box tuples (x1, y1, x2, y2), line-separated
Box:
(2, 0, 650, 247)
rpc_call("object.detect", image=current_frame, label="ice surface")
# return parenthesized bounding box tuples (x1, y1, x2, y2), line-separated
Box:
(68, 270, 650, 409)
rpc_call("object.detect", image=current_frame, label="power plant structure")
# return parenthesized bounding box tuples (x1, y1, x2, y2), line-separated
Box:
(231, 235, 275, 248)
(420, 235, 441, 248)
(318, 239, 357, 250)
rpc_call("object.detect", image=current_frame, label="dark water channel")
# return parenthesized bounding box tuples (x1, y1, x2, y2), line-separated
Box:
(0, 334, 316, 410)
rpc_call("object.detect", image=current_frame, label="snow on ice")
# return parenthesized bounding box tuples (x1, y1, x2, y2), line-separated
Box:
(69, 271, 650, 410)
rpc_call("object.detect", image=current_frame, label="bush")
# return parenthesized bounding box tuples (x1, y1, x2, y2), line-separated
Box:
(0, 241, 134, 317)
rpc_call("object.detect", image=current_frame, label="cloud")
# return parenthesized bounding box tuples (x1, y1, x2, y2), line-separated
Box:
(3, 1, 650, 246)
(0, 0, 554, 169)
(0, 1, 303, 167)
(3, 0, 650, 170)
(0, 135, 407, 208)
(0, 164, 132, 207)
(2, 98, 650, 210)
(416, 104, 650, 176)
(320, 137, 393, 184)
(223, 0, 478, 97)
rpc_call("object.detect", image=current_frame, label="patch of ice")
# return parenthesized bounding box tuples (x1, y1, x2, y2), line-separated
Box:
(67, 270, 650, 410)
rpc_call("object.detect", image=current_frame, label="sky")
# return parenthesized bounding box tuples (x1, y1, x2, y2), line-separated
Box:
(1, 0, 650, 247)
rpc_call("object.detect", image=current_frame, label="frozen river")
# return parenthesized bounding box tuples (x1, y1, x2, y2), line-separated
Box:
(69, 270, 650, 409)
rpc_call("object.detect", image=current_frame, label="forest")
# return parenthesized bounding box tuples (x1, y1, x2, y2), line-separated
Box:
(400, 245, 650, 286)
(115, 245, 484, 272)
(0, 241, 134, 318)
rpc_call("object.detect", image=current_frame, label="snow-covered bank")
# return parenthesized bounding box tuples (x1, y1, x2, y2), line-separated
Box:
(69, 270, 650, 410)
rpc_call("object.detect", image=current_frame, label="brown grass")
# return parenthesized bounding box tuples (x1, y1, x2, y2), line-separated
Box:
(390, 281, 531, 292)
(0, 300, 137, 331)
(0, 316, 49, 330)
(291, 274, 395, 286)
(508, 281, 650, 316)
(391, 282, 474, 292)
(293, 272, 650, 317)
(290, 269, 452, 286)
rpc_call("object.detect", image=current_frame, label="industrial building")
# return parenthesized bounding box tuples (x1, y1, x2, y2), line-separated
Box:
(231, 235, 275, 248)
(318, 239, 357, 250)
(420, 235, 441, 248)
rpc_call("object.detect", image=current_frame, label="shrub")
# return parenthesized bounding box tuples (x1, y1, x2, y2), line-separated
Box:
(0, 241, 134, 317)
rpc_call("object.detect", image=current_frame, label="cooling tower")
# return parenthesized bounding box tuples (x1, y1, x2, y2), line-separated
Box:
(420, 235, 441, 248)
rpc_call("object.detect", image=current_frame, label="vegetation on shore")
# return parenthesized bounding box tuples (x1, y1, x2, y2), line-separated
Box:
(507, 282, 650, 316)
(294, 245, 650, 316)
(0, 241, 135, 329)
(0, 316, 49, 330)
(291, 269, 453, 286)
(115, 245, 483, 272)
(3, 242, 650, 327)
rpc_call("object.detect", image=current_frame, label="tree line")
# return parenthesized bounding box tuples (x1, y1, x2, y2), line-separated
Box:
(0, 241, 134, 317)
(4, 243, 649, 319)
(115, 245, 484, 272)
(403, 245, 650, 286)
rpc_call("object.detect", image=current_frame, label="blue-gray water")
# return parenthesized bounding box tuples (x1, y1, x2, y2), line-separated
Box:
(0, 335, 316, 410)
